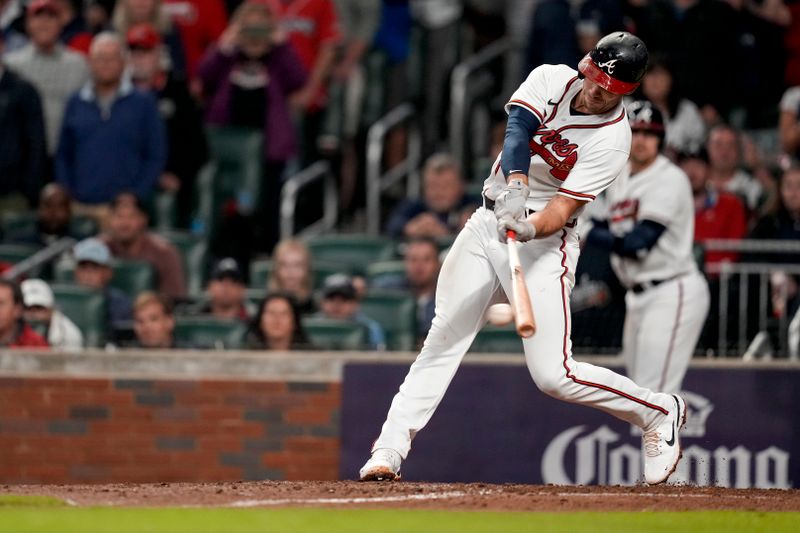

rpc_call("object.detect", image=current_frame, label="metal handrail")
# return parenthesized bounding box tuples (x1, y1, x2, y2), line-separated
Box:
(365, 103, 421, 235)
(449, 38, 511, 170)
(1, 237, 77, 281)
(280, 161, 338, 240)
(702, 239, 800, 253)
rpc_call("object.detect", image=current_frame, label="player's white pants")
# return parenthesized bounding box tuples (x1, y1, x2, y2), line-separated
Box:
(622, 271, 710, 394)
(372, 208, 675, 458)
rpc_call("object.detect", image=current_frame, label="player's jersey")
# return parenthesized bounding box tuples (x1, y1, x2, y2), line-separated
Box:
(483, 64, 632, 218)
(606, 154, 697, 287)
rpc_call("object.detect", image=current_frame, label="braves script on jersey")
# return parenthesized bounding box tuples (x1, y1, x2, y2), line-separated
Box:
(605, 154, 697, 287)
(483, 65, 631, 216)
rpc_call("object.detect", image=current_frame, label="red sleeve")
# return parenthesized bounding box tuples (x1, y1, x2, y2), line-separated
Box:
(316, 0, 342, 45)
(206, 0, 228, 41)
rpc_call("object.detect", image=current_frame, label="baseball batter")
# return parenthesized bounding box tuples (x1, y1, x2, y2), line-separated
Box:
(360, 33, 686, 485)
(588, 101, 710, 394)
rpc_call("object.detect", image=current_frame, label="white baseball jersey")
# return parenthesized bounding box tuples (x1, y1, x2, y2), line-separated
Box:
(483, 64, 631, 219)
(606, 155, 697, 287)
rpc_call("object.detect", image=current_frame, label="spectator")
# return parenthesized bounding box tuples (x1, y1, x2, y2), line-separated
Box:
(198, 1, 307, 253)
(267, 239, 315, 314)
(524, 0, 580, 74)
(55, 32, 166, 224)
(0, 0, 27, 53)
(132, 291, 177, 348)
(638, 57, 705, 156)
(103, 192, 187, 298)
(706, 124, 764, 212)
(55, 0, 94, 54)
(20, 278, 83, 350)
(126, 22, 208, 228)
(73, 237, 133, 331)
(262, 0, 341, 162)
(246, 292, 312, 350)
(779, 85, 800, 160)
(681, 149, 748, 274)
(372, 236, 440, 342)
(111, 0, 186, 76)
(5, 183, 89, 246)
(0, 279, 49, 348)
(200, 257, 254, 320)
(5, 0, 89, 156)
(385, 153, 479, 239)
(749, 166, 800, 320)
(0, 30, 47, 212)
(316, 273, 385, 350)
(162, 0, 227, 79)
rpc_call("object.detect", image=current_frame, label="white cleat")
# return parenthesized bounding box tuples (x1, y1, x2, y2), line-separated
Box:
(643, 394, 687, 485)
(359, 448, 402, 481)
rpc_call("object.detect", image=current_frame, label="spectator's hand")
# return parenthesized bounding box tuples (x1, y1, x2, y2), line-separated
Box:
(290, 86, 316, 112)
(159, 172, 181, 193)
(404, 213, 449, 238)
(218, 22, 241, 54)
(770, 271, 798, 318)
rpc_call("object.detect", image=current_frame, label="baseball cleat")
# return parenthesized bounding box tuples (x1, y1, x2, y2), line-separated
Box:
(359, 448, 402, 481)
(643, 394, 687, 485)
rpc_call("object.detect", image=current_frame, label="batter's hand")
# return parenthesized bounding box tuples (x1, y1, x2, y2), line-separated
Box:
(498, 214, 537, 242)
(494, 177, 529, 220)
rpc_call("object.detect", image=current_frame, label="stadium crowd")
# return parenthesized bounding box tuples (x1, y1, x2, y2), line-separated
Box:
(1, 0, 799, 354)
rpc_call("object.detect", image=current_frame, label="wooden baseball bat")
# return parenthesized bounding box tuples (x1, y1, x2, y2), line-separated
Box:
(506, 230, 536, 338)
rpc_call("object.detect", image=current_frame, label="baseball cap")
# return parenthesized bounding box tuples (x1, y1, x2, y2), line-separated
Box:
(21, 279, 54, 309)
(126, 23, 162, 50)
(27, 0, 59, 16)
(74, 238, 112, 266)
(321, 273, 357, 300)
(211, 257, 244, 283)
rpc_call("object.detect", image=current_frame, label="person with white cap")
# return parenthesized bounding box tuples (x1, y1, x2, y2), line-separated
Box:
(21, 278, 83, 350)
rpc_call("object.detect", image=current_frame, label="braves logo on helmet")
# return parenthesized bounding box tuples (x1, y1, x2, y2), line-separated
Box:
(597, 59, 618, 74)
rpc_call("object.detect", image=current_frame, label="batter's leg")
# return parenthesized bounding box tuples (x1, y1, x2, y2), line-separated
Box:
(500, 229, 674, 430)
(371, 209, 502, 458)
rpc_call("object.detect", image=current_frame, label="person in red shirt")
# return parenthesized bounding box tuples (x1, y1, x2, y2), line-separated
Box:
(0, 279, 49, 349)
(680, 148, 748, 275)
(163, 0, 228, 78)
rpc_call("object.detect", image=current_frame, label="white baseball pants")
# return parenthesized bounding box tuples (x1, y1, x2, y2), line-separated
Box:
(372, 208, 675, 458)
(622, 271, 710, 394)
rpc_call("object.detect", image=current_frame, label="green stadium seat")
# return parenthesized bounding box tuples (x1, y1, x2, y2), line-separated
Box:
(153, 191, 177, 231)
(50, 284, 107, 348)
(1, 212, 97, 241)
(301, 317, 368, 351)
(470, 324, 523, 354)
(361, 290, 417, 351)
(249, 257, 350, 290)
(471, 156, 494, 184)
(0, 243, 40, 264)
(110, 260, 157, 299)
(307, 235, 397, 276)
(366, 261, 406, 287)
(174, 316, 247, 349)
(158, 231, 208, 297)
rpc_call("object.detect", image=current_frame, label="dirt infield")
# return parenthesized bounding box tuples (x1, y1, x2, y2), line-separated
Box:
(2, 481, 799, 512)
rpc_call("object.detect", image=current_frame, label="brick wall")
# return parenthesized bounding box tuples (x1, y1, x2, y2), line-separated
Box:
(0, 376, 340, 484)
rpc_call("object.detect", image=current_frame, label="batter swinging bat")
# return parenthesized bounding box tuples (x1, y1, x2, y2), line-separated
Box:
(506, 230, 536, 338)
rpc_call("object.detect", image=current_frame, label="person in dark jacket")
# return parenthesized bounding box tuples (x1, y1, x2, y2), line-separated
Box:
(55, 31, 166, 225)
(197, 1, 307, 254)
(0, 30, 48, 212)
(127, 22, 208, 228)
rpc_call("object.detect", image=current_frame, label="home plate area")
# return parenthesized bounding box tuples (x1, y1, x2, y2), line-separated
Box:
(3, 481, 799, 512)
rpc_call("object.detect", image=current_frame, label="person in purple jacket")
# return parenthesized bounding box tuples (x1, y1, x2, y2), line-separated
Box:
(197, 1, 307, 254)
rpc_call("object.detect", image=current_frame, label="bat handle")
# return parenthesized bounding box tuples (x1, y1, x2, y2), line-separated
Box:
(506, 229, 517, 241)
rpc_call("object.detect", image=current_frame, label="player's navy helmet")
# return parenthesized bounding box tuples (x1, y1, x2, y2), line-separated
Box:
(578, 32, 648, 95)
(627, 100, 665, 137)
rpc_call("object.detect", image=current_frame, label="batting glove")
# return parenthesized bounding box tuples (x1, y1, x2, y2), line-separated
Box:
(497, 213, 537, 243)
(494, 178, 529, 220)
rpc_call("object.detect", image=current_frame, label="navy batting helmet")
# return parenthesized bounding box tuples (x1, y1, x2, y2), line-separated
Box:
(578, 32, 649, 95)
